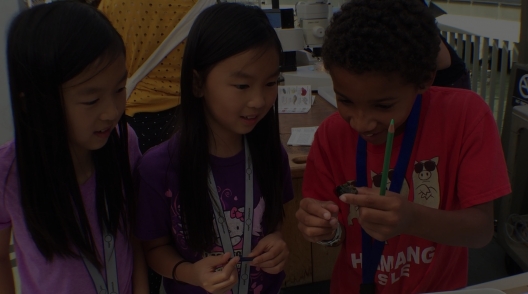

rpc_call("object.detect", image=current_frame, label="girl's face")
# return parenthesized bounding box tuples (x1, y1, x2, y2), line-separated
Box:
(329, 66, 430, 145)
(200, 47, 280, 145)
(61, 54, 127, 157)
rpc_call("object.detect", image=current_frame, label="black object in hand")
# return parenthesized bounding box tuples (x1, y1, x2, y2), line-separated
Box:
(335, 180, 358, 196)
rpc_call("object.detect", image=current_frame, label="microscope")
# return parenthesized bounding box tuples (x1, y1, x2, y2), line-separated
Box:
(280, 0, 334, 103)
(295, 0, 329, 60)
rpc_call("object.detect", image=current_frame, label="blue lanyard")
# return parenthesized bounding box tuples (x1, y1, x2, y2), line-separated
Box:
(355, 95, 422, 294)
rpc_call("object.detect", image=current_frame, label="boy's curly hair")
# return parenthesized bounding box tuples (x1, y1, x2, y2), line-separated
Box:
(322, 0, 440, 88)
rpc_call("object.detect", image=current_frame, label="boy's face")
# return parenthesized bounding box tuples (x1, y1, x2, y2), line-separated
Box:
(329, 66, 430, 145)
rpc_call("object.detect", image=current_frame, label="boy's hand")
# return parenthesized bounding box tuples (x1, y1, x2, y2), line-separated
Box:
(248, 231, 288, 274)
(339, 187, 414, 241)
(189, 252, 239, 294)
(296, 198, 340, 243)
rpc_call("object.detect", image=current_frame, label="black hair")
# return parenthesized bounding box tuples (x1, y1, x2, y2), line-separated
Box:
(322, 0, 440, 88)
(177, 2, 284, 252)
(7, 1, 132, 268)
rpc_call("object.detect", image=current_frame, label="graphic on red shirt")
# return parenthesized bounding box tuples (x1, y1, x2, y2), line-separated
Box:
(412, 157, 440, 208)
(349, 245, 436, 286)
(370, 169, 411, 196)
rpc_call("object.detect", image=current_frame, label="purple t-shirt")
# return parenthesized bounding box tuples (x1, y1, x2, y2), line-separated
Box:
(0, 126, 141, 294)
(136, 135, 294, 294)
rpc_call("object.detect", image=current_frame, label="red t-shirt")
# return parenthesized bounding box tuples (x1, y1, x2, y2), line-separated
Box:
(303, 87, 511, 294)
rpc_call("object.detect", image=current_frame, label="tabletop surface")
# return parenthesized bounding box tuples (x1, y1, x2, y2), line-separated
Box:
(466, 272, 528, 293)
(279, 95, 337, 178)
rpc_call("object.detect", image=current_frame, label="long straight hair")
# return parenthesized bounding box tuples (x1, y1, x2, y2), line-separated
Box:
(177, 3, 285, 252)
(7, 1, 133, 268)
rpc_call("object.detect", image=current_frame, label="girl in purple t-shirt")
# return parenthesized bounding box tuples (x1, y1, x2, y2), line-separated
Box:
(0, 2, 147, 294)
(136, 3, 294, 294)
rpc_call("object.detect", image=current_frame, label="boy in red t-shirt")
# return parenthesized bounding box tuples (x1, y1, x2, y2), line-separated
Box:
(295, 0, 511, 293)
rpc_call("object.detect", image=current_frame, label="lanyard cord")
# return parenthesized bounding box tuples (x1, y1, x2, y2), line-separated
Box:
(82, 223, 119, 294)
(208, 136, 253, 294)
(356, 95, 422, 294)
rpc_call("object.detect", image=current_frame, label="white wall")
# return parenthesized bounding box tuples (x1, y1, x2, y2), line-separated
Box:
(0, 0, 19, 145)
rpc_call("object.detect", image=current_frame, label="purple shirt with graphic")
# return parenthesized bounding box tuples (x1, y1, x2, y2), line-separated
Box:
(136, 135, 294, 294)
(0, 126, 141, 294)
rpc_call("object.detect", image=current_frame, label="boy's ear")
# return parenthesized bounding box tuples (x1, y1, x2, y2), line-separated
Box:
(417, 71, 437, 94)
(192, 70, 204, 97)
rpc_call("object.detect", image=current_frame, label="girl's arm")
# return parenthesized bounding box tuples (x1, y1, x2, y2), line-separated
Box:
(143, 236, 240, 293)
(248, 226, 289, 274)
(0, 227, 15, 294)
(131, 236, 149, 294)
(143, 236, 183, 279)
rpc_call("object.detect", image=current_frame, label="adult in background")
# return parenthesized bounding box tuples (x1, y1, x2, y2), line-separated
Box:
(99, 1, 215, 292)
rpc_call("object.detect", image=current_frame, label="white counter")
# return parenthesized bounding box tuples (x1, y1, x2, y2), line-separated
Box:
(466, 272, 528, 294)
(436, 14, 519, 43)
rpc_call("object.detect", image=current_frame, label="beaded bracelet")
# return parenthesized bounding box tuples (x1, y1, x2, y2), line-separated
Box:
(172, 260, 188, 281)
(316, 224, 342, 247)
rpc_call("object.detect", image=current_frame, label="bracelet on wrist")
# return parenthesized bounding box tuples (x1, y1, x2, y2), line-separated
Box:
(316, 224, 342, 247)
(172, 260, 188, 281)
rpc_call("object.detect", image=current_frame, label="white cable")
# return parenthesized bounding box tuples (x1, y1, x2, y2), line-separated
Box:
(505, 214, 528, 245)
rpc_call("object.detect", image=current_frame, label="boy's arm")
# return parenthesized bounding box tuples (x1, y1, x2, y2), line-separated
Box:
(0, 227, 15, 294)
(340, 189, 496, 248)
(131, 236, 149, 294)
(297, 198, 340, 243)
(405, 103, 507, 247)
(297, 120, 345, 244)
(406, 200, 494, 248)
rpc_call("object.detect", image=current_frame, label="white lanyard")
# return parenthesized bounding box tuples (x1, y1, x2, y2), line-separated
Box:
(125, 0, 217, 99)
(208, 137, 253, 294)
(82, 224, 119, 294)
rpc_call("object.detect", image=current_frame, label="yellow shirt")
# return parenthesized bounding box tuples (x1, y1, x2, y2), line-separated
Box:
(99, 0, 196, 116)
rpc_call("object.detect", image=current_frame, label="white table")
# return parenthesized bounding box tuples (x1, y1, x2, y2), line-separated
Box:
(466, 272, 528, 294)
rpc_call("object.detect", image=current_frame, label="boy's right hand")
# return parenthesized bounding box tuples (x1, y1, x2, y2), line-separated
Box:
(189, 252, 239, 294)
(296, 198, 340, 243)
